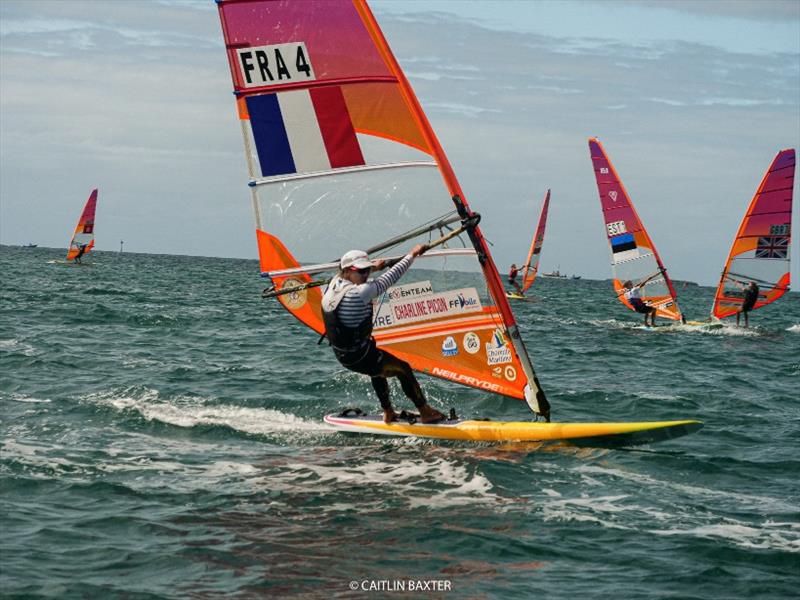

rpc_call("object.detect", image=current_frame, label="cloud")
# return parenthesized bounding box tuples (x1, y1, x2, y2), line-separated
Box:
(1, 3, 797, 285)
(631, 0, 800, 22)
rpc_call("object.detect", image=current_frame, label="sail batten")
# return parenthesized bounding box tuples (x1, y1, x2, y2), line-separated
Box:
(712, 148, 795, 319)
(588, 138, 683, 322)
(217, 0, 549, 419)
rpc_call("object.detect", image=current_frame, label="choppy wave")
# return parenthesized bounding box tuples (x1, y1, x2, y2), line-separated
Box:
(3, 247, 799, 599)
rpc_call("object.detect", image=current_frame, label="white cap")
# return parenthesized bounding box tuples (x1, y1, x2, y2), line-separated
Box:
(340, 250, 373, 271)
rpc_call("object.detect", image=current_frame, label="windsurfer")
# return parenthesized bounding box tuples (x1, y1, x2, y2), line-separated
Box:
(736, 281, 759, 327)
(508, 264, 523, 296)
(74, 243, 88, 264)
(322, 245, 446, 424)
(623, 280, 657, 326)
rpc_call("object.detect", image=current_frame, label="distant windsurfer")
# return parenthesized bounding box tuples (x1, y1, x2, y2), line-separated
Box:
(623, 280, 657, 326)
(508, 264, 523, 296)
(73, 243, 88, 264)
(736, 281, 759, 327)
(322, 245, 446, 424)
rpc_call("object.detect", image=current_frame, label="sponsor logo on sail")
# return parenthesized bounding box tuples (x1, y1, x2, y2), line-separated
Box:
(609, 190, 618, 202)
(485, 328, 512, 365)
(504, 366, 517, 381)
(389, 288, 482, 325)
(441, 336, 458, 357)
(491, 366, 503, 379)
(463, 332, 481, 354)
(387, 281, 434, 301)
(600, 167, 609, 174)
(279, 278, 307, 310)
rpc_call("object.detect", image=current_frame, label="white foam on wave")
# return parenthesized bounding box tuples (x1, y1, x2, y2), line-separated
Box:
(0, 337, 38, 355)
(651, 520, 800, 554)
(786, 324, 800, 333)
(568, 464, 799, 551)
(574, 464, 796, 513)
(95, 388, 331, 436)
(541, 493, 654, 530)
(693, 323, 761, 337)
(256, 456, 500, 510)
(8, 393, 51, 404)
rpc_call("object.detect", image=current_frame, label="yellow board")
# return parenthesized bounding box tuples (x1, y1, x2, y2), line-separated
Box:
(324, 413, 702, 447)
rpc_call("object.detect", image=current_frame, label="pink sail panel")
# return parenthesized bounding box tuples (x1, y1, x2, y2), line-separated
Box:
(712, 149, 795, 318)
(521, 189, 550, 292)
(66, 189, 98, 261)
(588, 138, 682, 321)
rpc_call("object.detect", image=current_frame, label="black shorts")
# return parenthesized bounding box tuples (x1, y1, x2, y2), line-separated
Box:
(741, 299, 756, 312)
(334, 339, 384, 376)
(630, 299, 653, 314)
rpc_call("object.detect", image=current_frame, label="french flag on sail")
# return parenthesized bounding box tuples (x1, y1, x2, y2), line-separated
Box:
(246, 86, 365, 177)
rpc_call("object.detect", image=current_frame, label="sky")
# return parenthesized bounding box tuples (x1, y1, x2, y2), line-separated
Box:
(1, 0, 798, 286)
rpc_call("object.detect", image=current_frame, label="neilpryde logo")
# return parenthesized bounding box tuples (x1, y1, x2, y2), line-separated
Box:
(441, 336, 458, 357)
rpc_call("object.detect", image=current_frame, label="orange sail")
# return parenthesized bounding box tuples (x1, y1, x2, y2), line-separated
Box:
(65, 189, 97, 262)
(712, 149, 795, 318)
(520, 189, 550, 293)
(588, 138, 683, 322)
(217, 0, 548, 418)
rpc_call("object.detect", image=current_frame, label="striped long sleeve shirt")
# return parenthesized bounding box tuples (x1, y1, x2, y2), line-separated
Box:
(323, 254, 414, 327)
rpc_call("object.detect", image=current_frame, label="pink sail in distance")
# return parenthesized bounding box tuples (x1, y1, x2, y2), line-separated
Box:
(712, 149, 795, 318)
(66, 189, 98, 261)
(588, 138, 683, 322)
(520, 189, 550, 293)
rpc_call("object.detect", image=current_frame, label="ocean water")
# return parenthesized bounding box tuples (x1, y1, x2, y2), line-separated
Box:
(1, 246, 798, 599)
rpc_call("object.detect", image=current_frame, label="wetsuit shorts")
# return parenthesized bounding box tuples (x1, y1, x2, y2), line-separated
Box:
(629, 298, 652, 314)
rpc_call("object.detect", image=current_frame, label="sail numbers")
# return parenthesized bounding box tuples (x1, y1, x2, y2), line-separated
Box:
(237, 42, 315, 88)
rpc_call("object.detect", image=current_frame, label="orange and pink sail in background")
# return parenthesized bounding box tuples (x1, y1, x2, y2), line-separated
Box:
(712, 149, 795, 319)
(520, 189, 550, 293)
(217, 0, 548, 417)
(66, 189, 97, 262)
(588, 138, 683, 322)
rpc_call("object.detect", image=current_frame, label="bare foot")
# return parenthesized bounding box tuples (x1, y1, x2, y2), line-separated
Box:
(419, 404, 445, 424)
(383, 408, 398, 424)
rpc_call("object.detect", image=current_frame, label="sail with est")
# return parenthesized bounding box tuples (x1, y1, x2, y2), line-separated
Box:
(66, 189, 98, 262)
(520, 189, 550, 293)
(712, 149, 795, 318)
(217, 0, 549, 419)
(588, 138, 683, 322)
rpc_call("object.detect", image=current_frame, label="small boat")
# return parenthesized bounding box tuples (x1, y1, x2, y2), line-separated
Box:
(23, 243, 38, 248)
(540, 269, 566, 279)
